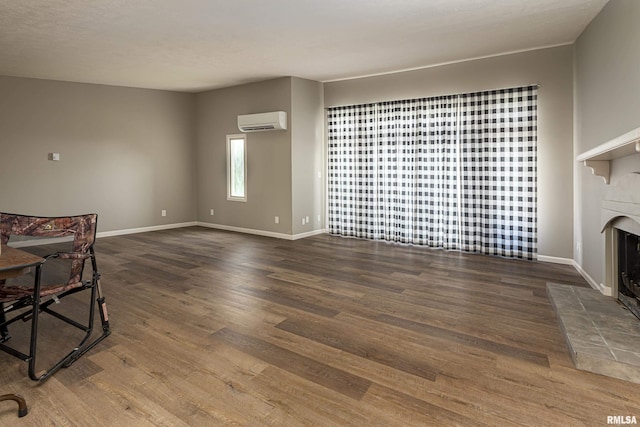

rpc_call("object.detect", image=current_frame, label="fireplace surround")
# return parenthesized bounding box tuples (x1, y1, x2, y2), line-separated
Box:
(547, 128, 640, 383)
(546, 172, 640, 384)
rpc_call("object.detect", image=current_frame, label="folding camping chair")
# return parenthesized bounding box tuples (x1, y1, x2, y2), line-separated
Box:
(0, 213, 110, 382)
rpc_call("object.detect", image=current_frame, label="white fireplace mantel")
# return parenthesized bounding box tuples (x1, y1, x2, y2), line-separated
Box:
(577, 126, 640, 184)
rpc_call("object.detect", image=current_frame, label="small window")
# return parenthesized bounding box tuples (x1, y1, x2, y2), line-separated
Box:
(227, 134, 247, 202)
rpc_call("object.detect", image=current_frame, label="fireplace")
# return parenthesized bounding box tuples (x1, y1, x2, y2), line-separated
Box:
(554, 133, 640, 383)
(545, 174, 640, 384)
(601, 172, 640, 298)
(618, 229, 640, 319)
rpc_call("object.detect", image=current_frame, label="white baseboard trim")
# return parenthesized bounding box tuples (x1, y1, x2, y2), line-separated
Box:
(8, 221, 325, 248)
(292, 229, 326, 240)
(538, 255, 611, 296)
(8, 222, 198, 248)
(571, 260, 610, 295)
(537, 255, 574, 265)
(97, 222, 198, 238)
(196, 222, 325, 240)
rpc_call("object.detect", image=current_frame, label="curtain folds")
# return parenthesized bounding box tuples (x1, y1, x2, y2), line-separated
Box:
(327, 85, 537, 260)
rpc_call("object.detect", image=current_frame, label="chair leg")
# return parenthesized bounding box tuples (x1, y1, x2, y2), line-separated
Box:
(25, 265, 84, 381)
(28, 277, 111, 381)
(0, 393, 28, 417)
(1, 267, 111, 382)
(27, 266, 43, 381)
(62, 280, 111, 369)
(0, 302, 10, 343)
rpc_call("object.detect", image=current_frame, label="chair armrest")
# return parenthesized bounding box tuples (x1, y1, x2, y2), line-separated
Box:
(45, 252, 92, 261)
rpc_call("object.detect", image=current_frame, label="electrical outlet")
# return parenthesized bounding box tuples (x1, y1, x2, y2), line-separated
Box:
(161, 210, 167, 217)
(210, 209, 214, 216)
(275, 216, 279, 224)
(305, 216, 309, 223)
(317, 214, 321, 222)
(302, 218, 305, 225)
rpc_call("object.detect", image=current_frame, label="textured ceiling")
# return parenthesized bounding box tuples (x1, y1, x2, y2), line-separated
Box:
(0, 0, 608, 92)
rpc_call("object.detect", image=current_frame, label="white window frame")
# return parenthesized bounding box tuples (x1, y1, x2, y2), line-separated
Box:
(226, 134, 247, 202)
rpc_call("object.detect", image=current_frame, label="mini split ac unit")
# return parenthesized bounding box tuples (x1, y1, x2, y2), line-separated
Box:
(237, 111, 287, 132)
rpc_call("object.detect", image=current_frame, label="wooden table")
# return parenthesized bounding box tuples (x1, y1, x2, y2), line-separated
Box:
(0, 244, 41, 417)
(0, 245, 43, 280)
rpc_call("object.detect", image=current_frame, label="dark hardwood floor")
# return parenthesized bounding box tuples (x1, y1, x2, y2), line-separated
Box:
(1, 227, 638, 426)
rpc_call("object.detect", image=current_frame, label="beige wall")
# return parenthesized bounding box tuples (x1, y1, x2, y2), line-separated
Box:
(325, 46, 575, 259)
(291, 77, 324, 235)
(574, 0, 640, 285)
(195, 78, 294, 233)
(2, 35, 602, 260)
(1, 75, 323, 239)
(0, 76, 196, 232)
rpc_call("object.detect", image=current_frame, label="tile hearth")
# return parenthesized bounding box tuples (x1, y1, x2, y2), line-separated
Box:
(547, 283, 640, 384)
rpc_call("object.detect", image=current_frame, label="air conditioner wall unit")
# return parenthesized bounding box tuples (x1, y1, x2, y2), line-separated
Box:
(237, 111, 287, 132)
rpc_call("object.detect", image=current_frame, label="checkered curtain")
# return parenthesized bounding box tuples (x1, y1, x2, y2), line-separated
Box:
(327, 85, 537, 260)
(457, 88, 538, 259)
(327, 104, 380, 239)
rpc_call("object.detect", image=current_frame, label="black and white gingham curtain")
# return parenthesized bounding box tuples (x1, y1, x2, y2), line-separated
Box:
(327, 86, 537, 260)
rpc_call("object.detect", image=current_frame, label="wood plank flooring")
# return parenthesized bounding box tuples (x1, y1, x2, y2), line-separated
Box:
(1, 227, 639, 426)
